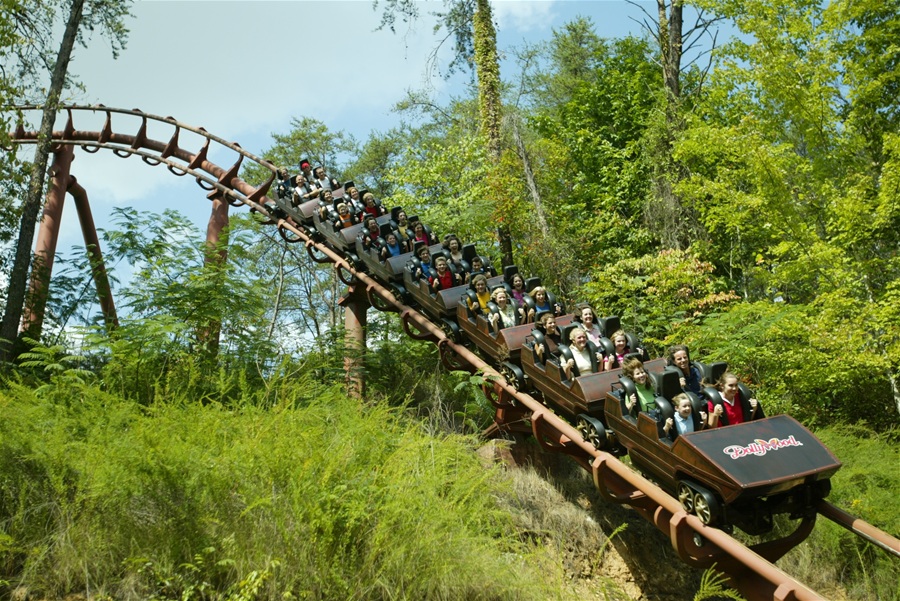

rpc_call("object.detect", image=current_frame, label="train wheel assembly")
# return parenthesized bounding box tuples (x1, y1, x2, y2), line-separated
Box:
(500, 361, 526, 391)
(576, 414, 607, 450)
(677, 480, 720, 525)
(441, 318, 461, 343)
(693, 488, 720, 525)
(389, 284, 407, 304)
(347, 252, 364, 272)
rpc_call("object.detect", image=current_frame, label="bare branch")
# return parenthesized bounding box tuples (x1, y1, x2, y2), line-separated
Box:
(625, 0, 659, 33)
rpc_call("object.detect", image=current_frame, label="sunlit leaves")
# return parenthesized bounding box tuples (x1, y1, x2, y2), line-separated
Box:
(582, 248, 739, 352)
(676, 0, 900, 420)
(387, 131, 495, 248)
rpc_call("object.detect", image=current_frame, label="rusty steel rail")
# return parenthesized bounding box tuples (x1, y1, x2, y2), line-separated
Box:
(7, 104, 899, 600)
(818, 501, 900, 560)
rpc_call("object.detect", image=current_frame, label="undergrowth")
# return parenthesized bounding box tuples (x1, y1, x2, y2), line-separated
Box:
(0, 375, 562, 600)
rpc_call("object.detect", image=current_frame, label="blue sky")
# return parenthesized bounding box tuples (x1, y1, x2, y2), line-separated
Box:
(32, 1, 662, 284)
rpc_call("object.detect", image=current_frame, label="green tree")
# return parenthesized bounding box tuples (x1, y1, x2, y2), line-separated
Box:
(375, 0, 513, 267)
(260, 115, 358, 182)
(242, 116, 362, 340)
(517, 17, 607, 110)
(80, 208, 308, 402)
(387, 124, 494, 247)
(529, 35, 660, 271)
(0, 1, 30, 317)
(343, 128, 407, 198)
(674, 0, 900, 421)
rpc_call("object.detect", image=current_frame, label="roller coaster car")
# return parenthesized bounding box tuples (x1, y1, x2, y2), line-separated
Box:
(499, 265, 565, 318)
(519, 335, 665, 443)
(402, 256, 470, 341)
(453, 293, 536, 367)
(603, 391, 841, 534)
(314, 209, 391, 255)
(283, 197, 323, 226)
(354, 234, 416, 304)
(269, 192, 314, 227)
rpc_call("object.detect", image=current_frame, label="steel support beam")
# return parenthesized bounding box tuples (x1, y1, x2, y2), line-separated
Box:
(205, 190, 229, 263)
(69, 179, 118, 331)
(196, 191, 230, 356)
(21, 145, 74, 338)
(340, 284, 369, 398)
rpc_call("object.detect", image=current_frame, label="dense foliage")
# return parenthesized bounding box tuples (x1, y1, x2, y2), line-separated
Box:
(369, 4, 900, 429)
(784, 426, 900, 600)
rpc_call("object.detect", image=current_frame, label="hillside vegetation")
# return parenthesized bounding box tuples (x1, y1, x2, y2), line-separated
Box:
(0, 347, 897, 599)
(0, 371, 569, 600)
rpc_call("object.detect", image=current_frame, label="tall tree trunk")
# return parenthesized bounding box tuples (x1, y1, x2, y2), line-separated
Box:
(472, 0, 513, 268)
(0, 0, 86, 361)
(658, 0, 683, 103)
(647, 0, 698, 250)
(510, 117, 549, 239)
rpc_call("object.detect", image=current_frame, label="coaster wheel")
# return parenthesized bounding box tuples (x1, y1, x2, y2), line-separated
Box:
(693, 488, 719, 525)
(499, 361, 525, 391)
(441, 319, 461, 343)
(346, 251, 364, 272)
(389, 284, 408, 305)
(576, 414, 607, 450)
(678, 481, 695, 514)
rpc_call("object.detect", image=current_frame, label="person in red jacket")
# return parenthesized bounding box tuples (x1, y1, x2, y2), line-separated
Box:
(707, 372, 759, 427)
(431, 256, 461, 292)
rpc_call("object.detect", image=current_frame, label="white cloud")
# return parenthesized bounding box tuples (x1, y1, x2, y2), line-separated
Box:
(71, 2, 453, 144)
(39, 1, 457, 247)
(492, 0, 556, 34)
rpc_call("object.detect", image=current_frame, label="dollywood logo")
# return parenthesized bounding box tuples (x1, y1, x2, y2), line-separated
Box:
(723, 436, 803, 460)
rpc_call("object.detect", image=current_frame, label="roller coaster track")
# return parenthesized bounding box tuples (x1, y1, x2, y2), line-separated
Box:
(7, 105, 899, 600)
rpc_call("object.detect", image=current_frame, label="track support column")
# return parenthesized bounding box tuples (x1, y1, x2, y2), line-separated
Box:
(340, 284, 369, 398)
(196, 191, 230, 357)
(69, 179, 118, 331)
(21, 145, 74, 339)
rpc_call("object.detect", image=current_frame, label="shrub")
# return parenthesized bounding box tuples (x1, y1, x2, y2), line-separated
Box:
(775, 426, 900, 601)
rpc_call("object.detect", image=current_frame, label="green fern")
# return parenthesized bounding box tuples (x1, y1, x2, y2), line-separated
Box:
(594, 523, 628, 573)
(16, 337, 94, 392)
(694, 565, 746, 601)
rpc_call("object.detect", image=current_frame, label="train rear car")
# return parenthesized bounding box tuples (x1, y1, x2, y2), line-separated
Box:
(604, 394, 841, 534)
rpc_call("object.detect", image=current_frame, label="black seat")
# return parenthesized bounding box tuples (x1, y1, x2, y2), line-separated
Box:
(703, 379, 765, 425)
(486, 296, 522, 333)
(655, 396, 675, 441)
(559, 324, 578, 347)
(618, 376, 640, 423)
(654, 369, 706, 439)
(693, 360, 727, 386)
(598, 315, 649, 362)
(530, 328, 552, 365)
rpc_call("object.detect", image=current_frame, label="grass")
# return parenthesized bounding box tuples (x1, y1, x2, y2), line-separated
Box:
(0, 375, 564, 600)
(1, 359, 895, 600)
